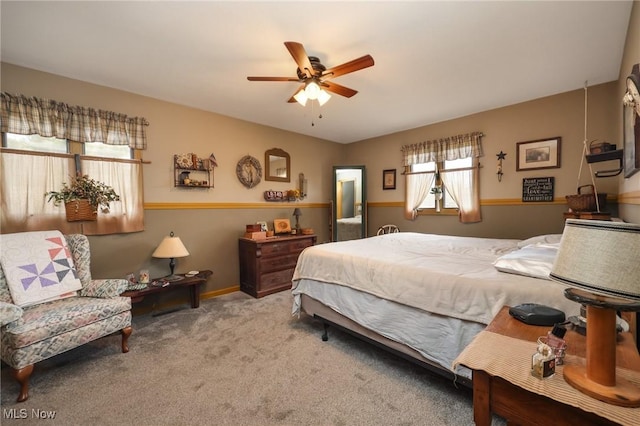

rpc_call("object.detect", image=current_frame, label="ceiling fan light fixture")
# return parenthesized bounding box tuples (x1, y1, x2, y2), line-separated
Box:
(317, 89, 331, 106)
(293, 89, 308, 106)
(304, 80, 321, 100)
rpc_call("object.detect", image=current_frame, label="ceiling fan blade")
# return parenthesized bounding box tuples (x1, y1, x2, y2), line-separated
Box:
(284, 41, 314, 78)
(247, 76, 300, 82)
(322, 81, 358, 98)
(322, 55, 374, 79)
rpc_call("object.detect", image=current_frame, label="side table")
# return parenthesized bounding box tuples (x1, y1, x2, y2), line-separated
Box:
(459, 306, 640, 426)
(121, 270, 212, 308)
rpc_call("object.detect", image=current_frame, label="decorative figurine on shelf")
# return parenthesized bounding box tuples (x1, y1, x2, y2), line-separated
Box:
(496, 151, 507, 182)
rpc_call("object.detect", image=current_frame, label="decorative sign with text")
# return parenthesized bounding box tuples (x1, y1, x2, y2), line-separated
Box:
(522, 177, 554, 202)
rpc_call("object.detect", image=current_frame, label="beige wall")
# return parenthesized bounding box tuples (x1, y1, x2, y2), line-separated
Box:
(349, 0, 640, 235)
(1, 63, 343, 297)
(347, 82, 620, 239)
(1, 3, 638, 295)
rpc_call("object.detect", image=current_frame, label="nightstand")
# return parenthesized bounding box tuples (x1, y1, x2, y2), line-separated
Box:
(458, 306, 640, 426)
(121, 270, 212, 308)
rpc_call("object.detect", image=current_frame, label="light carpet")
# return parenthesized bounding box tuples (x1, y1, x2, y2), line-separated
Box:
(1, 291, 504, 425)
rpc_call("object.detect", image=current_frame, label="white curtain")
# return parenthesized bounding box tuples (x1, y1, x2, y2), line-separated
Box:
(0, 151, 144, 235)
(404, 172, 435, 220)
(440, 166, 482, 223)
(81, 158, 144, 235)
(0, 151, 80, 233)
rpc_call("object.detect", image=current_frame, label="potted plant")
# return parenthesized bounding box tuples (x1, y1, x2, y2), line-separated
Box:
(46, 174, 120, 221)
(430, 185, 443, 200)
(430, 185, 443, 212)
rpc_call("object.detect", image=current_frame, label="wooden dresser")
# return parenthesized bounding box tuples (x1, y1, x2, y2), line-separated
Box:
(238, 234, 316, 298)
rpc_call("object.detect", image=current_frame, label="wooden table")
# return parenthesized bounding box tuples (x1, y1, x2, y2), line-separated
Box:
(471, 306, 640, 426)
(121, 270, 212, 308)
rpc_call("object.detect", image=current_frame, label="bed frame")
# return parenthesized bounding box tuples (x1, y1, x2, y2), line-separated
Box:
(299, 294, 473, 388)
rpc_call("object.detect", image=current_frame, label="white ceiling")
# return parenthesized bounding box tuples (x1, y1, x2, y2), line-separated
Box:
(0, 1, 633, 144)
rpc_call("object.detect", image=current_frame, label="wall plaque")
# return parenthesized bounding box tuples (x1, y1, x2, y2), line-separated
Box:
(522, 177, 554, 202)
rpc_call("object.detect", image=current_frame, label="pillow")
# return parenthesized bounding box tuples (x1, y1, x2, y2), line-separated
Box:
(0, 231, 82, 307)
(493, 243, 559, 280)
(516, 234, 562, 249)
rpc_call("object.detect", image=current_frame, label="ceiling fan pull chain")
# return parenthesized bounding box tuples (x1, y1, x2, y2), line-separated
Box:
(311, 99, 315, 126)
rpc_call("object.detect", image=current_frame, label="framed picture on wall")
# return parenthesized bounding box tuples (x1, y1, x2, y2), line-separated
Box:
(516, 137, 561, 171)
(623, 64, 640, 178)
(383, 169, 396, 190)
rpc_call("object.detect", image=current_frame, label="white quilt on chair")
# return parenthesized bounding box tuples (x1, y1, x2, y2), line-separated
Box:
(0, 231, 82, 307)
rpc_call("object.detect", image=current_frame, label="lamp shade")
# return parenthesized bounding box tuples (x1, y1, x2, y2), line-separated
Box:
(293, 89, 308, 106)
(152, 234, 190, 259)
(317, 89, 331, 106)
(550, 219, 640, 301)
(292, 208, 302, 217)
(304, 81, 321, 99)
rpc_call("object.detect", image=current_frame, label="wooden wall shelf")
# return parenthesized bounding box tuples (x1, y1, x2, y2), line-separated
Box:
(585, 149, 623, 178)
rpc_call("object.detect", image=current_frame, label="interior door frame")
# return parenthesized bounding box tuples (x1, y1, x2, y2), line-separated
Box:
(332, 165, 366, 242)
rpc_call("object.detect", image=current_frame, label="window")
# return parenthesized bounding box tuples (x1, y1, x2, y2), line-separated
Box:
(84, 142, 131, 159)
(402, 131, 482, 223)
(3, 134, 131, 159)
(413, 157, 473, 211)
(1, 133, 142, 235)
(3, 133, 68, 153)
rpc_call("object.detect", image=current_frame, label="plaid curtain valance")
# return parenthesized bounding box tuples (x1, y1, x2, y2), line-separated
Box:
(401, 132, 483, 166)
(0, 92, 149, 149)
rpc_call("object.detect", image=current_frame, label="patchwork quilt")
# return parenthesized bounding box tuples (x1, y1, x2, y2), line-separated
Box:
(0, 231, 82, 307)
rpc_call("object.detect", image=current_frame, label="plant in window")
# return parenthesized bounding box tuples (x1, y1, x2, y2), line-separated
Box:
(430, 186, 443, 200)
(46, 174, 120, 219)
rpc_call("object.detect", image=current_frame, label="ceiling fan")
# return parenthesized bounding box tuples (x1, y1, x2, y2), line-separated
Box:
(247, 41, 374, 106)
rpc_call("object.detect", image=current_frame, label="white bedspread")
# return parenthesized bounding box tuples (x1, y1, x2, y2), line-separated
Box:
(292, 232, 579, 325)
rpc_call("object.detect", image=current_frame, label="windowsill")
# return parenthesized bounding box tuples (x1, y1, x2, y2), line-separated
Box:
(416, 208, 459, 216)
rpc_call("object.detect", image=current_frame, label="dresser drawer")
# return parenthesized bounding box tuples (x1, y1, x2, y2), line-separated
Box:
(260, 253, 299, 273)
(260, 241, 292, 257)
(261, 268, 295, 292)
(288, 238, 314, 253)
(260, 237, 314, 257)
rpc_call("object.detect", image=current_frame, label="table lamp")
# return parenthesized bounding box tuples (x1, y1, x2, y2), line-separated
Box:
(549, 219, 640, 407)
(152, 231, 190, 282)
(292, 208, 302, 233)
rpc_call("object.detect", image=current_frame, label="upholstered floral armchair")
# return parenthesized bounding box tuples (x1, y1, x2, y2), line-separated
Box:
(0, 232, 132, 402)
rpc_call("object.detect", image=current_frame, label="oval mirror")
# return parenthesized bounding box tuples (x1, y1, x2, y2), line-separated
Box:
(265, 148, 290, 182)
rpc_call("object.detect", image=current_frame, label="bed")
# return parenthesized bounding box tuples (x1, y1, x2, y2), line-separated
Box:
(336, 215, 362, 240)
(291, 232, 580, 384)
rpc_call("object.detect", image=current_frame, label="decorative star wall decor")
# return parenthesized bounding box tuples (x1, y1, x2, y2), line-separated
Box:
(496, 151, 507, 182)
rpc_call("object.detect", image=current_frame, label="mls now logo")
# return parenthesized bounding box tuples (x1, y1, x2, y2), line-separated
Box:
(3, 408, 57, 419)
(3, 409, 27, 419)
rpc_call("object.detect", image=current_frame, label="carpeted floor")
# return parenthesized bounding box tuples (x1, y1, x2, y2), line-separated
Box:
(1, 291, 504, 425)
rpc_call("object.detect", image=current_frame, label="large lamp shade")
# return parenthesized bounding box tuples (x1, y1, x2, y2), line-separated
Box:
(550, 219, 640, 407)
(152, 232, 189, 281)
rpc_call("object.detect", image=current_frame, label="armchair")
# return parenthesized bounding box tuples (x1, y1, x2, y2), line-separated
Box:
(0, 233, 132, 402)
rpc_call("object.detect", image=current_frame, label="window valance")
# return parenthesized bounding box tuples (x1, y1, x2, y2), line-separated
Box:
(401, 132, 483, 166)
(0, 92, 149, 149)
